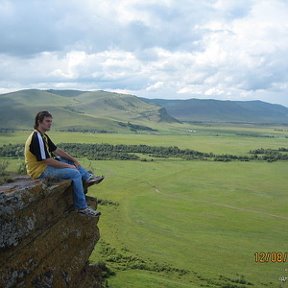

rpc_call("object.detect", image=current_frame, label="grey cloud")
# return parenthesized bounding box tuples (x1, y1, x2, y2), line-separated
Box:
(0, 1, 61, 55)
(0, 1, 218, 56)
(0, 0, 287, 106)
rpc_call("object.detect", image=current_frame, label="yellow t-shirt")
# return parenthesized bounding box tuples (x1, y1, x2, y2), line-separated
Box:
(24, 130, 57, 179)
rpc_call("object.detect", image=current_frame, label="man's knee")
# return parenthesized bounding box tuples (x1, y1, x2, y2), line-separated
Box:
(70, 169, 82, 178)
(60, 168, 82, 181)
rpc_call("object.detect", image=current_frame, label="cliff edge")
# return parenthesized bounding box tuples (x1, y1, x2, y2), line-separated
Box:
(0, 176, 102, 288)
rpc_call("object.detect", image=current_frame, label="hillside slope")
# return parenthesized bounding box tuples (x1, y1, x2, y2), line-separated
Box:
(141, 98, 288, 123)
(0, 89, 178, 132)
(69, 90, 178, 123)
(1, 89, 288, 132)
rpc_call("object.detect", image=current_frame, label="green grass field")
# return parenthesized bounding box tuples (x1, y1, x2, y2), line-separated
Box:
(1, 126, 288, 287)
(86, 159, 288, 288)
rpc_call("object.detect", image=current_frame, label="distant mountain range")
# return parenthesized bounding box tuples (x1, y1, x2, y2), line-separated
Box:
(0, 89, 288, 133)
(141, 98, 288, 124)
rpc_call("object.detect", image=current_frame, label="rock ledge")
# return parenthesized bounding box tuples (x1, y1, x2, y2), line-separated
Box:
(0, 176, 102, 288)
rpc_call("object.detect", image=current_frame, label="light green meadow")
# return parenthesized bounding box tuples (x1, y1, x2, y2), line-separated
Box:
(1, 126, 288, 287)
(87, 159, 288, 288)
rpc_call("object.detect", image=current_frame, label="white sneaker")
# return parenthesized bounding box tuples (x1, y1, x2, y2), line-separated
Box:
(77, 207, 101, 217)
(86, 175, 105, 187)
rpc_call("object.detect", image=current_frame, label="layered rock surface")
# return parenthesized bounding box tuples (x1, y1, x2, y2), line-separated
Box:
(0, 176, 102, 288)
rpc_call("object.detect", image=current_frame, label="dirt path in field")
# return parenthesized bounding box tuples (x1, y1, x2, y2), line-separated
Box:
(203, 201, 288, 220)
(150, 183, 288, 221)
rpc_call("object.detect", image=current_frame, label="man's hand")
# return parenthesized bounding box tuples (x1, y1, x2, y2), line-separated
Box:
(67, 164, 77, 169)
(54, 148, 81, 167)
(73, 160, 81, 167)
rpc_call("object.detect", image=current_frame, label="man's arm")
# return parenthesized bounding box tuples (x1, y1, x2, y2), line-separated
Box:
(42, 157, 76, 169)
(53, 148, 81, 167)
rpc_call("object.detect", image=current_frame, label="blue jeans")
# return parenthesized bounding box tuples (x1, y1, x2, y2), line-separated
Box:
(39, 157, 92, 209)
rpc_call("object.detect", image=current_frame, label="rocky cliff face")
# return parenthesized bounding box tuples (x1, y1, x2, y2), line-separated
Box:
(0, 176, 102, 288)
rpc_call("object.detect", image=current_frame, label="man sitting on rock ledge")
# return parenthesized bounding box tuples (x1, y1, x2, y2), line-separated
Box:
(24, 111, 104, 217)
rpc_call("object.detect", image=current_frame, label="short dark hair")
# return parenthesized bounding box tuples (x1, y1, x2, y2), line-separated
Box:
(34, 111, 52, 129)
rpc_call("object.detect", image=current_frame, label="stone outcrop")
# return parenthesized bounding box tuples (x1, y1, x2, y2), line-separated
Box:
(0, 176, 102, 288)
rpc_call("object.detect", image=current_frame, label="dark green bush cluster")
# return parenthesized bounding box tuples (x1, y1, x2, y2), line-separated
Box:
(59, 143, 140, 160)
(106, 252, 188, 275)
(213, 154, 250, 162)
(218, 274, 253, 287)
(0, 160, 9, 176)
(0, 128, 15, 133)
(249, 147, 288, 162)
(118, 122, 158, 132)
(97, 199, 119, 206)
(0, 160, 26, 184)
(57, 143, 211, 161)
(94, 261, 116, 278)
(99, 241, 188, 276)
(58, 128, 111, 133)
(0, 144, 24, 157)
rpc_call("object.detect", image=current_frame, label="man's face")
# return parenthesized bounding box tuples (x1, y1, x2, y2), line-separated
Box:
(38, 116, 53, 132)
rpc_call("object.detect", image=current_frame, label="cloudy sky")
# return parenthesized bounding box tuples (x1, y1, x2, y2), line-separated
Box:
(0, 0, 288, 105)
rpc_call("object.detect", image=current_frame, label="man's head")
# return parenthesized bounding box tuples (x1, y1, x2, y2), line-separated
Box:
(34, 111, 53, 132)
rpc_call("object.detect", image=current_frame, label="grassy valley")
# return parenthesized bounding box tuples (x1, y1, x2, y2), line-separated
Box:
(1, 89, 288, 287)
(0, 125, 287, 287)
(90, 159, 287, 288)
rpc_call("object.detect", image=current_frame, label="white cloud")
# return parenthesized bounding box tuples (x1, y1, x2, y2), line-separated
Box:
(0, 0, 287, 105)
(146, 81, 164, 91)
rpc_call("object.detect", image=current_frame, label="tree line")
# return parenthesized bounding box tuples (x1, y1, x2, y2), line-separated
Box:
(0, 143, 287, 162)
(249, 147, 288, 162)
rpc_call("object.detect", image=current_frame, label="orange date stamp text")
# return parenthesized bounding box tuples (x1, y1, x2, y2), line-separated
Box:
(254, 252, 288, 263)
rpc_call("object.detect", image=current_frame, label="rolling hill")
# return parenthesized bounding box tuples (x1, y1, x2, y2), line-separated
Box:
(1, 89, 288, 133)
(0, 89, 179, 133)
(141, 98, 288, 124)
